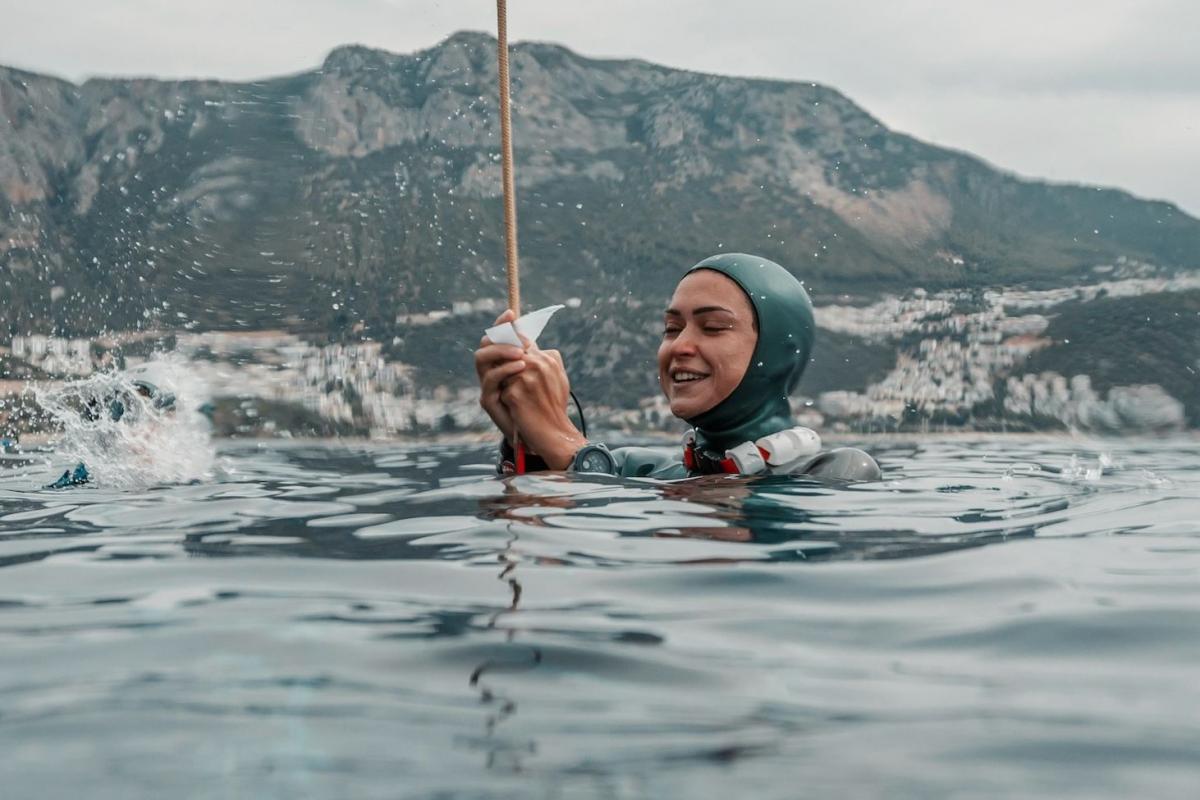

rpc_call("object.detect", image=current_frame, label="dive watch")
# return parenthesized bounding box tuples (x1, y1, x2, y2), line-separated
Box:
(570, 443, 616, 474)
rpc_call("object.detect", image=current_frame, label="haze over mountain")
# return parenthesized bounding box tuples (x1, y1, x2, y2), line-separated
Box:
(2, 31, 1199, 417)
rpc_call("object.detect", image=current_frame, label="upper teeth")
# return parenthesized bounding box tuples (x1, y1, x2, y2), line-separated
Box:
(674, 371, 706, 382)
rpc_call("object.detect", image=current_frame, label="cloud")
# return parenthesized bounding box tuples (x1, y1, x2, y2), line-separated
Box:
(869, 87, 1200, 212)
(2, 0, 1198, 214)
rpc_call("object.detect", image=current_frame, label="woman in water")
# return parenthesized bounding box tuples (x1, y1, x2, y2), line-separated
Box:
(474, 253, 880, 480)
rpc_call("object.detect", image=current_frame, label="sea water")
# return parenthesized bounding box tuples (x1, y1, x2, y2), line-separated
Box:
(0, 435, 1198, 798)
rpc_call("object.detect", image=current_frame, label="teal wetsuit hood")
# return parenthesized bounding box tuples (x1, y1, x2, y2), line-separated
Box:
(683, 253, 815, 454)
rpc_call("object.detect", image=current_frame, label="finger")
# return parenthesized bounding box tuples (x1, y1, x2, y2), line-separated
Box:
(478, 343, 525, 360)
(514, 353, 551, 378)
(480, 389, 508, 419)
(475, 343, 525, 370)
(481, 309, 518, 347)
(518, 333, 538, 352)
(500, 381, 527, 405)
(524, 349, 564, 375)
(483, 358, 526, 385)
(480, 359, 526, 393)
(474, 347, 497, 378)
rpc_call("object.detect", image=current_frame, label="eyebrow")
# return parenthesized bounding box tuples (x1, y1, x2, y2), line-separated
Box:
(664, 305, 737, 316)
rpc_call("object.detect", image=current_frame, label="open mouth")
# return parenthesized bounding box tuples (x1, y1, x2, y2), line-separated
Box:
(671, 369, 710, 385)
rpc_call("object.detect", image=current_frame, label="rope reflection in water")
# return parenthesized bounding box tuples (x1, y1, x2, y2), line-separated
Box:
(466, 480, 563, 771)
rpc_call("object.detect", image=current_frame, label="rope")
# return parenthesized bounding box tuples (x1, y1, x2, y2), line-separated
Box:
(496, 0, 520, 316)
(495, 0, 525, 470)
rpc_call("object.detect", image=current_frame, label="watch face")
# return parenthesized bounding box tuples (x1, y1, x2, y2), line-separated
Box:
(576, 446, 614, 473)
(580, 453, 607, 472)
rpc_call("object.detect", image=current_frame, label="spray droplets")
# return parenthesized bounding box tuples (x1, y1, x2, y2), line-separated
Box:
(35, 355, 216, 489)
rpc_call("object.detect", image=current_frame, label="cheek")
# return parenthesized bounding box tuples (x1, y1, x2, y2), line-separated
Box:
(715, 337, 754, 391)
(656, 342, 671, 382)
(711, 362, 737, 394)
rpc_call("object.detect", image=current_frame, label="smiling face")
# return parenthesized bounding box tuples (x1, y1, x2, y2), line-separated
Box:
(657, 269, 758, 420)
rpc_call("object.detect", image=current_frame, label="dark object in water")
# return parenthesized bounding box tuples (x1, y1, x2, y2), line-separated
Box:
(82, 379, 177, 424)
(135, 380, 176, 412)
(46, 380, 181, 489)
(46, 462, 90, 490)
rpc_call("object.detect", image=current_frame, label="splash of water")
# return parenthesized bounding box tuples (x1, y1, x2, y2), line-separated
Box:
(36, 353, 216, 489)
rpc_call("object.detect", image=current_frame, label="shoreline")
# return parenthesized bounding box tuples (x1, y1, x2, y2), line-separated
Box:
(9, 428, 1197, 450)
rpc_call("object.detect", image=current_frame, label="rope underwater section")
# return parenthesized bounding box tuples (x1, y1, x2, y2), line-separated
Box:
(496, 0, 520, 316)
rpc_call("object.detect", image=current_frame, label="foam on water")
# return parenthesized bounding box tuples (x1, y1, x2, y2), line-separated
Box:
(34, 353, 216, 488)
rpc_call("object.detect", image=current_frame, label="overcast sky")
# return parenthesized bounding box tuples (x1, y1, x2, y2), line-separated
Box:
(3, 0, 1197, 215)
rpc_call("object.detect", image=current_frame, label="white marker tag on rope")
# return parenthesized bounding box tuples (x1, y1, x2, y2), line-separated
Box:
(485, 304, 565, 347)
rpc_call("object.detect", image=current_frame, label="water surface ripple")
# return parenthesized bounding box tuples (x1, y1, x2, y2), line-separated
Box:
(1, 436, 1198, 799)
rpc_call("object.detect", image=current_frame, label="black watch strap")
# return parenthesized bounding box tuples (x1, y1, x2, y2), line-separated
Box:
(498, 438, 549, 474)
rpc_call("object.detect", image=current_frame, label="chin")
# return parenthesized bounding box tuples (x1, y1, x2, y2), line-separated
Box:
(668, 396, 711, 421)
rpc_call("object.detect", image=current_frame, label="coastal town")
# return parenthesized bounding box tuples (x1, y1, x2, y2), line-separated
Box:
(3, 262, 1197, 439)
(812, 262, 1197, 431)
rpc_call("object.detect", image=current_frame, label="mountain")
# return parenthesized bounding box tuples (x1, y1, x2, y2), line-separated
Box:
(2, 31, 1199, 409)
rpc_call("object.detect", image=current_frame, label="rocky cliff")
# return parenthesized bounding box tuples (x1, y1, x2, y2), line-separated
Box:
(3, 31, 1199, 404)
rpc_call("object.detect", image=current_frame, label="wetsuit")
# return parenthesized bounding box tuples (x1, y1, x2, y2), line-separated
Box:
(501, 253, 881, 482)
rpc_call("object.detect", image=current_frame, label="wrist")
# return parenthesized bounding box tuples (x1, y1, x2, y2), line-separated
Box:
(542, 430, 588, 470)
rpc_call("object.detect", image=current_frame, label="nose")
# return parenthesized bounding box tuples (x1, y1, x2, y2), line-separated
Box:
(666, 325, 700, 359)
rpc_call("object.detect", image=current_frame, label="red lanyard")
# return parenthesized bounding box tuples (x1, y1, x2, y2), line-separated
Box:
(683, 442, 769, 474)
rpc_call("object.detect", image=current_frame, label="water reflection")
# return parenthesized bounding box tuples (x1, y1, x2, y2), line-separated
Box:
(0, 439, 1161, 570)
(477, 471, 1041, 564)
(467, 482, 549, 771)
(1, 439, 1198, 797)
(456, 465, 1041, 772)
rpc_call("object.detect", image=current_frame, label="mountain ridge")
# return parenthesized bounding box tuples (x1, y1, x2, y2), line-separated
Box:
(3, 32, 1198, 346)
